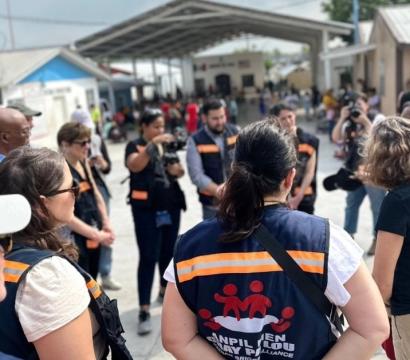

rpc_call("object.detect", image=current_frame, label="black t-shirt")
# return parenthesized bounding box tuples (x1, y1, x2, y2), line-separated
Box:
(125, 138, 186, 211)
(376, 185, 410, 315)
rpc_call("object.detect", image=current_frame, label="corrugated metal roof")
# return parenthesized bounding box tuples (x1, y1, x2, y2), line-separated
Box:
(0, 47, 110, 87)
(379, 5, 410, 45)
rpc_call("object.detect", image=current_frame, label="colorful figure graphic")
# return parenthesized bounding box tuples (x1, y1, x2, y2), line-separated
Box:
(198, 308, 222, 331)
(214, 283, 244, 321)
(242, 280, 272, 318)
(271, 307, 295, 333)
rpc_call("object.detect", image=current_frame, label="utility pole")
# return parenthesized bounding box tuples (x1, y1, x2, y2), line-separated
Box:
(5, 0, 15, 49)
(352, 0, 360, 44)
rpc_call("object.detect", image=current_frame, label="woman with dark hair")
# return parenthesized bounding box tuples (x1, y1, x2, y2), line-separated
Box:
(57, 122, 114, 279)
(0, 147, 131, 360)
(125, 109, 186, 335)
(162, 120, 389, 359)
(365, 116, 410, 359)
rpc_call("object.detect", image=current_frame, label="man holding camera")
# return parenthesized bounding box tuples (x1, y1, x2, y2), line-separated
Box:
(332, 92, 385, 255)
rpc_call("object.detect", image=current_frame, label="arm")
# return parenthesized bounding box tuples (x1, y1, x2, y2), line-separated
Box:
(373, 231, 404, 303)
(67, 216, 113, 245)
(126, 134, 174, 173)
(85, 160, 111, 232)
(323, 263, 389, 359)
(186, 137, 219, 197)
(162, 283, 224, 360)
(331, 106, 349, 143)
(34, 309, 95, 360)
(289, 150, 316, 209)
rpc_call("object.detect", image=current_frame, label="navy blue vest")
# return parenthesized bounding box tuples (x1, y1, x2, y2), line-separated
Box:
(174, 206, 336, 360)
(293, 128, 319, 207)
(0, 247, 132, 360)
(192, 124, 238, 206)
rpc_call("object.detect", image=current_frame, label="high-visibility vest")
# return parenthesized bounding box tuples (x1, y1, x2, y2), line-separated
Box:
(174, 205, 336, 360)
(0, 246, 132, 360)
(192, 124, 238, 206)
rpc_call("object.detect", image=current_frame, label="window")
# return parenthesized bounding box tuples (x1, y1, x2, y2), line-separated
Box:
(242, 74, 255, 88)
(86, 89, 96, 107)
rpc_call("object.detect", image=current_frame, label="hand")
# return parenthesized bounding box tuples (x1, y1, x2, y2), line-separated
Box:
(89, 155, 108, 170)
(353, 165, 369, 183)
(102, 221, 114, 235)
(166, 163, 182, 177)
(340, 106, 351, 121)
(98, 230, 114, 246)
(288, 193, 303, 210)
(215, 183, 225, 199)
(152, 134, 175, 145)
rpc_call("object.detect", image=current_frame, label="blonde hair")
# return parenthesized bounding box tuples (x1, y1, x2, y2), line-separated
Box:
(364, 116, 410, 189)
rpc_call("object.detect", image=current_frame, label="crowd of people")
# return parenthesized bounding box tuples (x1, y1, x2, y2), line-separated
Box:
(1, 82, 410, 359)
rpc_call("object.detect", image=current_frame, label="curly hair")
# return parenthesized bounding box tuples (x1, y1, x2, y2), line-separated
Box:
(0, 146, 78, 260)
(364, 116, 410, 190)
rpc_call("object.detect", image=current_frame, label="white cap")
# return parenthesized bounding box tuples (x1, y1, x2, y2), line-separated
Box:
(0, 195, 31, 235)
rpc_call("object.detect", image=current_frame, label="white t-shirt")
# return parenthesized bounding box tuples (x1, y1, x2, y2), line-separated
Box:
(15, 256, 105, 358)
(164, 220, 363, 307)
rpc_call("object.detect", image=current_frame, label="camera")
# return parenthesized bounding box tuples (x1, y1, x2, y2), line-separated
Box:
(163, 151, 180, 166)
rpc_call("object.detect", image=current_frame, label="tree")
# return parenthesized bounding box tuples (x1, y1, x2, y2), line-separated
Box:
(322, 0, 410, 23)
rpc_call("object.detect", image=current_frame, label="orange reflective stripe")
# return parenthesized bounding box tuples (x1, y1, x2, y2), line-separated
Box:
(4, 260, 30, 283)
(137, 145, 146, 153)
(131, 190, 148, 200)
(176, 250, 325, 283)
(197, 144, 220, 153)
(227, 135, 238, 146)
(87, 279, 102, 299)
(79, 181, 92, 193)
(294, 186, 314, 196)
(298, 144, 315, 156)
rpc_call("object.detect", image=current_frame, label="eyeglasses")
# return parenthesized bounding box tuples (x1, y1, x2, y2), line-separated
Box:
(72, 139, 91, 147)
(46, 179, 80, 200)
(0, 234, 12, 256)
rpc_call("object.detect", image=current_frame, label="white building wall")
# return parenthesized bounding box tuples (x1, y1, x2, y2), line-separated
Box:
(4, 78, 100, 149)
(193, 52, 265, 96)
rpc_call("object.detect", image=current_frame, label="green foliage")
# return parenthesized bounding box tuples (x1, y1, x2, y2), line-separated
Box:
(322, 0, 410, 23)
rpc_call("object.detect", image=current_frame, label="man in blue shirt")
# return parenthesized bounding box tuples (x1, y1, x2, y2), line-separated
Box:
(0, 108, 30, 162)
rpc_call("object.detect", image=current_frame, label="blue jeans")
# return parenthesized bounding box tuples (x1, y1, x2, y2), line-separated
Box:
(98, 185, 112, 277)
(344, 185, 385, 236)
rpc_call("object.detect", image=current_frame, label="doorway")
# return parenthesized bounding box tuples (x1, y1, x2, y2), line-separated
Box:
(215, 74, 231, 96)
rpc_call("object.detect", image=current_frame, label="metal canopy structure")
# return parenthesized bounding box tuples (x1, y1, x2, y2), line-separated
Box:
(75, 0, 353, 89)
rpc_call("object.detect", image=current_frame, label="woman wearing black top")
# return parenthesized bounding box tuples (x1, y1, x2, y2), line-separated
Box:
(57, 122, 114, 279)
(365, 116, 410, 359)
(125, 109, 186, 335)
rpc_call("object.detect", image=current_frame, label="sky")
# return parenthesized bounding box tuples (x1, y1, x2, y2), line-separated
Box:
(0, 0, 328, 54)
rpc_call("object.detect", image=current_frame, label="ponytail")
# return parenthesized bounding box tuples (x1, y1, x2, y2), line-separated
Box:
(217, 119, 297, 243)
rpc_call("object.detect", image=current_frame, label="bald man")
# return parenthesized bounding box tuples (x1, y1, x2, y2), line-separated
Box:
(0, 108, 31, 162)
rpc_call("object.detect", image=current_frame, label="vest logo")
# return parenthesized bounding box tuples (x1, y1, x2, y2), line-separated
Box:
(200, 280, 297, 359)
(199, 280, 295, 334)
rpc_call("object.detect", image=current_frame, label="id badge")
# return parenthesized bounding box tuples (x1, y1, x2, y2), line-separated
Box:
(155, 210, 172, 228)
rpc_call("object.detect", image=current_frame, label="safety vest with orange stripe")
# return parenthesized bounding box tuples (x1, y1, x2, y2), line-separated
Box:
(292, 128, 319, 208)
(0, 246, 132, 359)
(173, 205, 336, 359)
(192, 124, 239, 206)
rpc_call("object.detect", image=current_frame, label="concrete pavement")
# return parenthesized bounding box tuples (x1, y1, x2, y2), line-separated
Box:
(102, 117, 388, 359)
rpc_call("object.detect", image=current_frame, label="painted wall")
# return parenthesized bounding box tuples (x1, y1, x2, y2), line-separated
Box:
(4, 77, 100, 149)
(193, 52, 265, 97)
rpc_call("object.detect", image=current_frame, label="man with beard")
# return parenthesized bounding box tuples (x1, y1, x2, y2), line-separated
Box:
(186, 99, 239, 219)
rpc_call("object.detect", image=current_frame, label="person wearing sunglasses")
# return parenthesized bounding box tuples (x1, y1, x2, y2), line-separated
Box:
(125, 108, 186, 335)
(0, 147, 132, 360)
(57, 122, 114, 279)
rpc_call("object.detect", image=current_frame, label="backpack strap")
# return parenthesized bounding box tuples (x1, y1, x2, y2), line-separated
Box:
(253, 224, 344, 334)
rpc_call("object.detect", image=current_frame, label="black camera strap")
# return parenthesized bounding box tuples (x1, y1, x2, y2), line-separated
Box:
(253, 224, 344, 334)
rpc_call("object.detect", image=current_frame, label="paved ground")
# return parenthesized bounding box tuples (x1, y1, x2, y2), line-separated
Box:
(102, 112, 388, 359)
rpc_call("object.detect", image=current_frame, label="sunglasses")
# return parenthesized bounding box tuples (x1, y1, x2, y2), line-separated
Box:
(46, 179, 80, 200)
(72, 139, 91, 147)
(0, 235, 12, 256)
